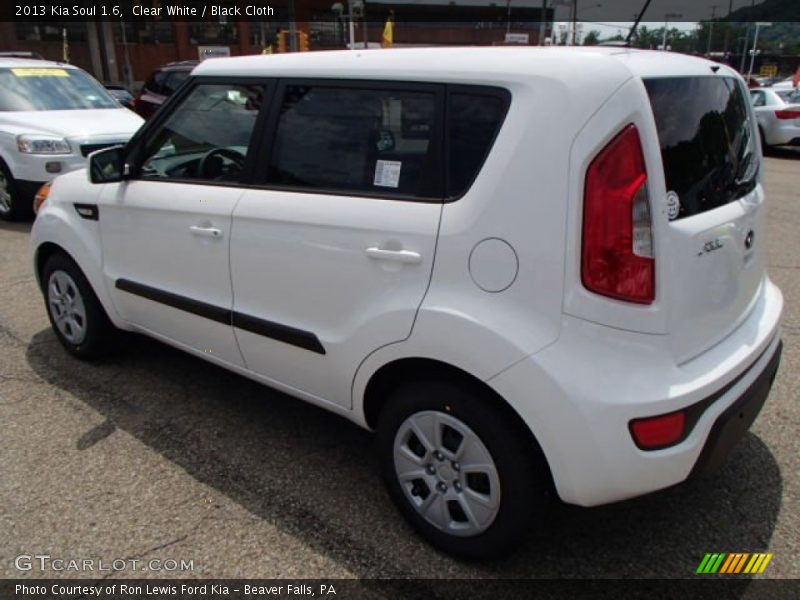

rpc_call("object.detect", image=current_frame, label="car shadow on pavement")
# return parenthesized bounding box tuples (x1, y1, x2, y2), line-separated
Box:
(763, 147, 800, 160)
(26, 328, 782, 584)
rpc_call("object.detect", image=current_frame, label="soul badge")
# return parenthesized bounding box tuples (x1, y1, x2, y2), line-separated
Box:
(666, 190, 681, 221)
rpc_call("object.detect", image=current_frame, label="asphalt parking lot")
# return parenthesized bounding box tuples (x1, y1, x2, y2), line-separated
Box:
(1, 151, 798, 582)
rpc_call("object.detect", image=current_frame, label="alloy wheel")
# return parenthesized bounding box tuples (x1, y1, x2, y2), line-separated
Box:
(47, 270, 88, 345)
(393, 410, 501, 537)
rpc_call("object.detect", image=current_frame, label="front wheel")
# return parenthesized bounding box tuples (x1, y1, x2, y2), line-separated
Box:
(0, 161, 33, 221)
(376, 380, 551, 559)
(42, 252, 119, 359)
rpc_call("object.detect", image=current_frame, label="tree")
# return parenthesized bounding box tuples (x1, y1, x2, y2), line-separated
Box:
(583, 30, 601, 46)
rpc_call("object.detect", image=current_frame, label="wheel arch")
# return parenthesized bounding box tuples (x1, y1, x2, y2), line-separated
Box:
(362, 356, 555, 490)
(34, 241, 68, 291)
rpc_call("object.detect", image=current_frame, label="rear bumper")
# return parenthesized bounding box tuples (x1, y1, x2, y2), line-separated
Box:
(488, 277, 783, 506)
(690, 340, 781, 477)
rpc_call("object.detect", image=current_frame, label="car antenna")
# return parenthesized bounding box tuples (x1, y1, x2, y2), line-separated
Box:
(625, 0, 654, 46)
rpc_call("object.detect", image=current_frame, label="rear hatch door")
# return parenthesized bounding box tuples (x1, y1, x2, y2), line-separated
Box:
(643, 74, 764, 362)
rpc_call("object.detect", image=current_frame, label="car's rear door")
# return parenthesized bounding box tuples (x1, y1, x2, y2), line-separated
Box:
(643, 75, 765, 362)
(229, 80, 444, 408)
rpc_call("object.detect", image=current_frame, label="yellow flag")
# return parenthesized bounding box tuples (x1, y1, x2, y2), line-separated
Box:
(381, 14, 394, 48)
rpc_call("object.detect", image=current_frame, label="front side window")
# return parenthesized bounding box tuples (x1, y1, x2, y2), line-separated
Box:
(139, 83, 264, 183)
(268, 85, 438, 198)
(0, 67, 118, 111)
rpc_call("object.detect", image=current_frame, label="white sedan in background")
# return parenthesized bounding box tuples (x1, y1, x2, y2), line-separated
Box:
(750, 87, 800, 148)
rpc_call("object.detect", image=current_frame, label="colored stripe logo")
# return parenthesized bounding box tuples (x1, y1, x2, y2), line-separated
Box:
(696, 553, 773, 574)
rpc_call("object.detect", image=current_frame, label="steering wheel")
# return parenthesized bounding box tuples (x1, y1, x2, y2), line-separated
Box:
(196, 147, 245, 179)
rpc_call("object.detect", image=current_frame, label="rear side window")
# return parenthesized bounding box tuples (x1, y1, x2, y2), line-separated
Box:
(446, 88, 510, 198)
(268, 85, 439, 198)
(644, 76, 757, 220)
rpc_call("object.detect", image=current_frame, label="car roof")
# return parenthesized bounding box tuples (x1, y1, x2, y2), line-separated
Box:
(160, 60, 200, 72)
(0, 57, 77, 69)
(193, 47, 739, 84)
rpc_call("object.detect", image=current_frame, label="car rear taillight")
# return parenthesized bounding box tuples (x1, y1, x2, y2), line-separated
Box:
(775, 109, 800, 120)
(582, 124, 655, 304)
(630, 410, 686, 450)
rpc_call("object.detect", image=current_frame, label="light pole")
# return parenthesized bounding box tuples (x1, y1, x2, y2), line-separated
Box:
(748, 22, 772, 80)
(662, 13, 682, 51)
(706, 5, 719, 56)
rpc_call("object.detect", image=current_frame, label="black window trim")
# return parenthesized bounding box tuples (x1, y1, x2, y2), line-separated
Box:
(251, 77, 447, 204)
(443, 84, 512, 203)
(121, 77, 512, 200)
(124, 75, 276, 189)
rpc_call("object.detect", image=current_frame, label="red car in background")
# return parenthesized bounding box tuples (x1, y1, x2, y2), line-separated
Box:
(133, 61, 197, 119)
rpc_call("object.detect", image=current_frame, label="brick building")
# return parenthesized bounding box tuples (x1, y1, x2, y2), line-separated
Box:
(0, 1, 553, 87)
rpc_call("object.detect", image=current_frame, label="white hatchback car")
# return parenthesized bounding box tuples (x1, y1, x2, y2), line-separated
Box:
(0, 58, 143, 220)
(31, 48, 783, 558)
(750, 87, 800, 148)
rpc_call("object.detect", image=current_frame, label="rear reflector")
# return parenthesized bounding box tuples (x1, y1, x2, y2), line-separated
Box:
(775, 110, 800, 120)
(582, 124, 655, 304)
(630, 411, 686, 450)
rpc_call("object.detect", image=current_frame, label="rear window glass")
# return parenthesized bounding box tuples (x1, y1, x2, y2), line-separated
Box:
(447, 89, 510, 198)
(776, 89, 800, 104)
(644, 76, 757, 220)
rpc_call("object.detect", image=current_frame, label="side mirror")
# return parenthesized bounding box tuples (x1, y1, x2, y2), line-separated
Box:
(88, 145, 127, 184)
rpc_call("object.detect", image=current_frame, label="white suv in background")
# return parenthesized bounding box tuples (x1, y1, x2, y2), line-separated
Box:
(31, 48, 783, 558)
(0, 58, 143, 220)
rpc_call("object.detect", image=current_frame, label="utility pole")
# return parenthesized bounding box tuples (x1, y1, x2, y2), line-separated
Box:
(723, 0, 733, 54)
(288, 0, 298, 52)
(748, 22, 772, 80)
(538, 0, 547, 45)
(662, 13, 681, 51)
(706, 5, 719, 56)
(570, 0, 577, 45)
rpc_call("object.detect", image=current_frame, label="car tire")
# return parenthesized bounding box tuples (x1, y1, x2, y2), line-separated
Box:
(376, 379, 551, 559)
(42, 252, 119, 359)
(0, 160, 34, 222)
(758, 126, 769, 150)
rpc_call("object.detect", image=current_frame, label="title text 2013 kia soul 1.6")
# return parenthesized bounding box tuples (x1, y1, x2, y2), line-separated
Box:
(31, 48, 783, 558)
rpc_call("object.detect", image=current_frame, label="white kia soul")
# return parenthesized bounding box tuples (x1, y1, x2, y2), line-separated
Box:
(0, 58, 143, 220)
(31, 48, 783, 558)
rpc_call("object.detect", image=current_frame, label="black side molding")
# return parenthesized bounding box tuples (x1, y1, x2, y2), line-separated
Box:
(74, 203, 99, 220)
(232, 312, 325, 355)
(115, 278, 325, 355)
(116, 279, 229, 325)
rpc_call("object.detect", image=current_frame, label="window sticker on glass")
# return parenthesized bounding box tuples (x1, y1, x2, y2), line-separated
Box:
(374, 160, 402, 188)
(12, 68, 70, 77)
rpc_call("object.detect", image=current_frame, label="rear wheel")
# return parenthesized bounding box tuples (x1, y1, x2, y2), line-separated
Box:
(42, 252, 119, 359)
(376, 380, 551, 559)
(0, 161, 33, 222)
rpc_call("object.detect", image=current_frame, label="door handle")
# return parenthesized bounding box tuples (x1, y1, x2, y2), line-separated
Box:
(365, 247, 422, 264)
(190, 225, 223, 239)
